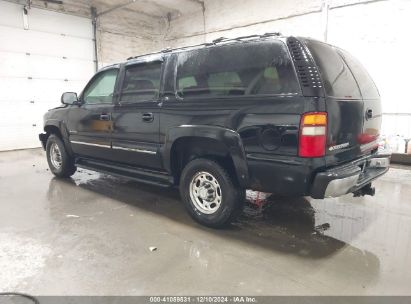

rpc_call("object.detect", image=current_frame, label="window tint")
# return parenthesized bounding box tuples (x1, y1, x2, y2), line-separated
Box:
(305, 40, 361, 99)
(176, 41, 300, 99)
(83, 69, 118, 104)
(120, 62, 162, 103)
(178, 76, 197, 92)
(338, 49, 379, 99)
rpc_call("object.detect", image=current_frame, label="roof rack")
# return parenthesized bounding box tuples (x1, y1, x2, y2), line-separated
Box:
(261, 32, 281, 37)
(126, 32, 282, 61)
(211, 32, 282, 44)
(212, 36, 227, 43)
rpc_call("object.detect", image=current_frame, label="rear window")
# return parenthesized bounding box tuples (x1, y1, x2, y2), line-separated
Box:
(176, 41, 300, 99)
(338, 49, 379, 99)
(305, 40, 361, 99)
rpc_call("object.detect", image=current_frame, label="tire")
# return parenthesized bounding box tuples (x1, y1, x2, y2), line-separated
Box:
(46, 134, 76, 178)
(179, 158, 245, 228)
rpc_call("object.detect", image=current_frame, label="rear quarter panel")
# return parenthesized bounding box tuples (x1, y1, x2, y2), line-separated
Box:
(160, 96, 325, 194)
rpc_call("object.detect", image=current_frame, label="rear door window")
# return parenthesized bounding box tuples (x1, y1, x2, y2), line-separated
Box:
(305, 40, 361, 99)
(338, 49, 379, 99)
(176, 41, 300, 99)
(178, 76, 197, 92)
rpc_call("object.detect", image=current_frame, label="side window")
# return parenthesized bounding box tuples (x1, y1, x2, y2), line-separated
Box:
(338, 49, 379, 99)
(305, 41, 361, 99)
(178, 76, 197, 92)
(120, 62, 162, 103)
(207, 72, 242, 96)
(176, 41, 300, 99)
(83, 69, 118, 104)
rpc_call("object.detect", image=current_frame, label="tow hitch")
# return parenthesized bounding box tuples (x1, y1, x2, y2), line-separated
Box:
(353, 183, 375, 197)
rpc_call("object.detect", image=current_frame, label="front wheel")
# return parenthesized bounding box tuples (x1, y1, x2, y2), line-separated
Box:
(179, 158, 245, 228)
(46, 134, 76, 178)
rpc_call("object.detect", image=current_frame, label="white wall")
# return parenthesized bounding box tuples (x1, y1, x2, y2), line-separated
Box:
(326, 0, 411, 139)
(9, 0, 167, 69)
(96, 9, 165, 67)
(0, 0, 166, 150)
(0, 0, 95, 150)
(164, 0, 324, 47)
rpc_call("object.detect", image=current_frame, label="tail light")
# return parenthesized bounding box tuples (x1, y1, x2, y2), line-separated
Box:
(299, 112, 327, 158)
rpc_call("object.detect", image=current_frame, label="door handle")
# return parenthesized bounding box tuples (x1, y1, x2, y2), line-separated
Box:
(100, 113, 111, 121)
(365, 108, 373, 120)
(142, 112, 154, 122)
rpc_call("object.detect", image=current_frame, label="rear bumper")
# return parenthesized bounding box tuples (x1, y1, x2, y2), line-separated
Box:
(311, 153, 390, 199)
(246, 155, 318, 196)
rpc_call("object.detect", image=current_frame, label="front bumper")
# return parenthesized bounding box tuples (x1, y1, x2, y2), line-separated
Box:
(311, 153, 390, 199)
(39, 133, 47, 150)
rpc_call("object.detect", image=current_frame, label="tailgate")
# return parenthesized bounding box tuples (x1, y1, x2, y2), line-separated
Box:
(339, 49, 382, 154)
(304, 40, 381, 165)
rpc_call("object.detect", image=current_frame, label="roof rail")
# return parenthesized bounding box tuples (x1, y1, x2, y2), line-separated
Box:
(261, 32, 281, 37)
(161, 47, 173, 53)
(211, 32, 282, 44)
(126, 32, 283, 60)
(212, 36, 228, 43)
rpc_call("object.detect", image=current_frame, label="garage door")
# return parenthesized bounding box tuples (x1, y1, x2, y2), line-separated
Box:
(0, 1, 95, 151)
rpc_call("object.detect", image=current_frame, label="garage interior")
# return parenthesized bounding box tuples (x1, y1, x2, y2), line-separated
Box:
(0, 0, 411, 297)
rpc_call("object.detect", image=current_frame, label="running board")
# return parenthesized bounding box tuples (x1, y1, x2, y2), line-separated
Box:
(75, 158, 174, 188)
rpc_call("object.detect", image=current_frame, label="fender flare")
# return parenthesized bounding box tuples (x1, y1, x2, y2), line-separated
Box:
(162, 125, 249, 187)
(43, 119, 74, 156)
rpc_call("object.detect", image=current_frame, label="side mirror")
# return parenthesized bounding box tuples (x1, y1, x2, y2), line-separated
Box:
(61, 92, 78, 105)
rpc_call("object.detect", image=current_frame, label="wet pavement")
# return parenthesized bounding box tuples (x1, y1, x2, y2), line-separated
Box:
(0, 148, 410, 295)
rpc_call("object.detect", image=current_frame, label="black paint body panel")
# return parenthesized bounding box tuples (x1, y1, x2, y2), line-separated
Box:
(40, 36, 386, 197)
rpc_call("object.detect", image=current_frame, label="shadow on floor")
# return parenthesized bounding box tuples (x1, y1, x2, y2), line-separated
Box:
(46, 172, 380, 268)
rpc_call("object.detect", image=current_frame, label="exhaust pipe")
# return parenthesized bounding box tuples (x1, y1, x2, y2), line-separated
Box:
(353, 183, 375, 197)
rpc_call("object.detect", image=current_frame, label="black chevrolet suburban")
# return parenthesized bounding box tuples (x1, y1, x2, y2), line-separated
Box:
(39, 34, 390, 228)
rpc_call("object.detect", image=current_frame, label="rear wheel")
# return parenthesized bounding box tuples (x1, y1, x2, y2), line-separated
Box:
(180, 158, 245, 228)
(46, 134, 76, 178)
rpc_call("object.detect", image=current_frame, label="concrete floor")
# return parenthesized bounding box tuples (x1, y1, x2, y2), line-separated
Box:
(0, 149, 410, 296)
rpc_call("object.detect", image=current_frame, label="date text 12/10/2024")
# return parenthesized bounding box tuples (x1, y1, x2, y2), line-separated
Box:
(149, 297, 257, 303)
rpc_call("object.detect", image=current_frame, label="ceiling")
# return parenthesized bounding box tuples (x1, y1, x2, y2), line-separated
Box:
(7, 0, 204, 20)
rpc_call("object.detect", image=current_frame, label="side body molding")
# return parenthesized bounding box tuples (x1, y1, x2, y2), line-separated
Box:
(162, 125, 250, 187)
